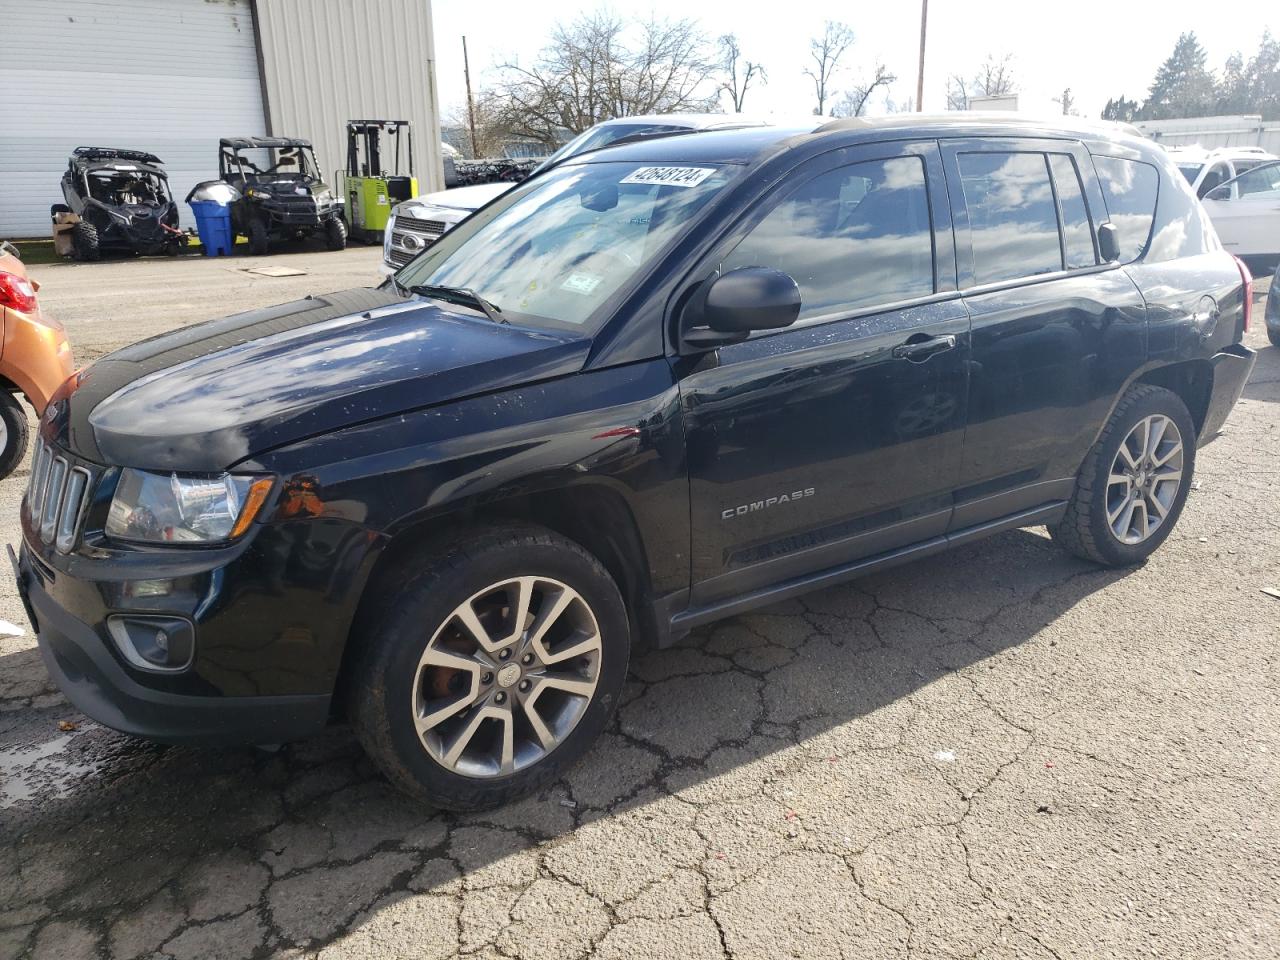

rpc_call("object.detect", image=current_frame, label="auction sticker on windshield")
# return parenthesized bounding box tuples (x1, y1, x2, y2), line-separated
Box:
(619, 166, 715, 188)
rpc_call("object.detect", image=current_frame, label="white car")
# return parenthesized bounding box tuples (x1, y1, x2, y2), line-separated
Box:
(382, 114, 786, 274)
(1167, 145, 1277, 199)
(1201, 159, 1280, 262)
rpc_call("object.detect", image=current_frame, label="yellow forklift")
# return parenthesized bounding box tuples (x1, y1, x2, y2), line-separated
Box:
(341, 120, 417, 243)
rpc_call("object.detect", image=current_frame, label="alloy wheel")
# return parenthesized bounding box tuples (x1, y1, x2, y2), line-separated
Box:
(1106, 414, 1184, 545)
(411, 576, 602, 778)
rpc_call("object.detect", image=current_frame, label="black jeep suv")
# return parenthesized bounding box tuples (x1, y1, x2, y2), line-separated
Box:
(17, 117, 1256, 810)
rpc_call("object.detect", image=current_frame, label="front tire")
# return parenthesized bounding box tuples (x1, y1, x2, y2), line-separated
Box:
(350, 523, 629, 810)
(1268, 326, 1280, 348)
(1050, 384, 1196, 567)
(0, 393, 31, 481)
(247, 217, 270, 256)
(71, 220, 100, 261)
(324, 216, 347, 251)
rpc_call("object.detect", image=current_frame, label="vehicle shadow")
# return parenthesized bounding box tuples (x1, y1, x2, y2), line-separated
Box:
(0, 527, 1131, 958)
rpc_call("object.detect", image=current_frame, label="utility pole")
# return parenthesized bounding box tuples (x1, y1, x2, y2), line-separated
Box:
(915, 0, 928, 111)
(463, 35, 479, 159)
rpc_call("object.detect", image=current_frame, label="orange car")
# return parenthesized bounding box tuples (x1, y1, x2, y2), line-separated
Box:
(0, 242, 75, 478)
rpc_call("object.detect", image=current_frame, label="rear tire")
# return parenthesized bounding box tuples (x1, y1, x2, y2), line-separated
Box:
(0, 393, 30, 481)
(1268, 326, 1280, 348)
(247, 218, 270, 256)
(71, 220, 100, 262)
(1050, 384, 1196, 567)
(350, 523, 629, 810)
(325, 216, 347, 251)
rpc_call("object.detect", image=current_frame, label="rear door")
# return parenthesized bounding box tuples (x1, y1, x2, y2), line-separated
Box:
(940, 138, 1147, 529)
(678, 141, 971, 605)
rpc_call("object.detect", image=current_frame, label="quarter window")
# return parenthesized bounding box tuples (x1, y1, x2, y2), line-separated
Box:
(957, 152, 1062, 284)
(723, 156, 934, 321)
(1092, 156, 1159, 263)
(1048, 155, 1097, 269)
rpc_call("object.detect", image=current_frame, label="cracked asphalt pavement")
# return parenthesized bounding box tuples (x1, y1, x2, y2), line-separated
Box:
(2, 249, 1278, 959)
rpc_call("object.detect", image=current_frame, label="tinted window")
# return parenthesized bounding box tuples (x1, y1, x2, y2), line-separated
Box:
(723, 156, 934, 320)
(1048, 155, 1097, 269)
(1092, 155, 1159, 262)
(958, 152, 1061, 284)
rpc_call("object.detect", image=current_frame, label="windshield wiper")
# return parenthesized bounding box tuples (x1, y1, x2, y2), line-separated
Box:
(410, 284, 508, 324)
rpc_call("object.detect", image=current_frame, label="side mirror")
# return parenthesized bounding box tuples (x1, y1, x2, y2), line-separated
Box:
(1097, 222, 1121, 263)
(683, 267, 802, 349)
(1205, 185, 1231, 201)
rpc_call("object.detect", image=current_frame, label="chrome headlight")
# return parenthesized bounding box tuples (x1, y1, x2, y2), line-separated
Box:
(106, 469, 274, 544)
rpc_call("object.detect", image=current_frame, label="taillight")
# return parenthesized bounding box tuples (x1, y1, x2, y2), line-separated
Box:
(0, 271, 37, 313)
(1232, 255, 1253, 334)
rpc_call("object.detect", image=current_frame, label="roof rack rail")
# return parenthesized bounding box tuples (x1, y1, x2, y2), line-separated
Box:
(72, 146, 163, 165)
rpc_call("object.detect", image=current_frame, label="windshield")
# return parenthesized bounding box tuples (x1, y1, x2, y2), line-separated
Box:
(396, 160, 734, 332)
(226, 146, 320, 183)
(87, 168, 170, 206)
(1176, 162, 1201, 185)
(533, 123, 691, 174)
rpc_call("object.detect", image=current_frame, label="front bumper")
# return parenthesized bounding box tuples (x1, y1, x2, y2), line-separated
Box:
(1199, 343, 1258, 443)
(14, 541, 330, 744)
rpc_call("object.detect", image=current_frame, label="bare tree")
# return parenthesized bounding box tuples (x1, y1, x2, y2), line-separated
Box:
(718, 33, 766, 113)
(1053, 87, 1078, 116)
(831, 64, 898, 118)
(804, 21, 856, 115)
(491, 12, 719, 145)
(946, 53, 1018, 110)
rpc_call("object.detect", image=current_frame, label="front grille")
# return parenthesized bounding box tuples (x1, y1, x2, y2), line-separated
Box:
(26, 436, 92, 554)
(395, 215, 447, 234)
(387, 247, 415, 269)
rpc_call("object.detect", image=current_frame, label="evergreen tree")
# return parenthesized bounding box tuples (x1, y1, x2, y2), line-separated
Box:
(1101, 95, 1139, 122)
(1216, 33, 1280, 120)
(1138, 33, 1216, 120)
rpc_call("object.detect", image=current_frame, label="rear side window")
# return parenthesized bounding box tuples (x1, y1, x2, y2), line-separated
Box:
(723, 155, 934, 320)
(1048, 155, 1097, 269)
(1092, 155, 1158, 262)
(957, 152, 1061, 284)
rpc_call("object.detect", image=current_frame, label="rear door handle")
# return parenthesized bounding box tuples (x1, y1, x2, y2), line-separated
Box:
(892, 334, 957, 362)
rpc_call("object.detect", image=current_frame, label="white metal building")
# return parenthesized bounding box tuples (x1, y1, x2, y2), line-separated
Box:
(1134, 115, 1280, 155)
(0, 0, 444, 238)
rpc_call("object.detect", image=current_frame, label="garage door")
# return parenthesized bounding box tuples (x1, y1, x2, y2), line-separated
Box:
(0, 0, 267, 237)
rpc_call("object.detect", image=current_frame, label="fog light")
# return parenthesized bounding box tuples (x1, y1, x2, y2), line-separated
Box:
(107, 616, 194, 672)
(125, 579, 173, 599)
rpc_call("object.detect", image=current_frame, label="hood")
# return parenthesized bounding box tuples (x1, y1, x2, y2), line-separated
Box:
(53, 287, 590, 471)
(403, 182, 512, 214)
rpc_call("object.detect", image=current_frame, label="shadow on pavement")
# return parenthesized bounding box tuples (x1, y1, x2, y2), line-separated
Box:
(0, 526, 1134, 958)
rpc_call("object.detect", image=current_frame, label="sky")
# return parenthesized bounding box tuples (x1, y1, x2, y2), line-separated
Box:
(431, 0, 1276, 124)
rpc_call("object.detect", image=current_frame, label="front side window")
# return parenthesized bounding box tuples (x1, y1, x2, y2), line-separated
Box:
(957, 151, 1061, 284)
(1227, 161, 1280, 198)
(1092, 155, 1159, 263)
(1048, 154, 1097, 269)
(397, 161, 733, 331)
(722, 156, 934, 321)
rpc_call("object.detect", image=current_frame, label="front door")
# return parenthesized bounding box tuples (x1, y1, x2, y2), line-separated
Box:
(677, 142, 971, 606)
(1201, 161, 1280, 258)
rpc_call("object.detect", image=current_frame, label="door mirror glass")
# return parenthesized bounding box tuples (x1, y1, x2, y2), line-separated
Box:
(696, 267, 802, 335)
(1097, 222, 1122, 263)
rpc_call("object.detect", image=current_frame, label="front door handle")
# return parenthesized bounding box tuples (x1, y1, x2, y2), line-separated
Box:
(892, 333, 957, 363)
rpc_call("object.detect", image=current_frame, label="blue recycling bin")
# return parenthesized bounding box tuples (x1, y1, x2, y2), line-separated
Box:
(189, 199, 233, 257)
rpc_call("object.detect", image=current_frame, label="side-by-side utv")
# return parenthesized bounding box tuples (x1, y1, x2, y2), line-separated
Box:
(55, 147, 185, 260)
(218, 137, 346, 255)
